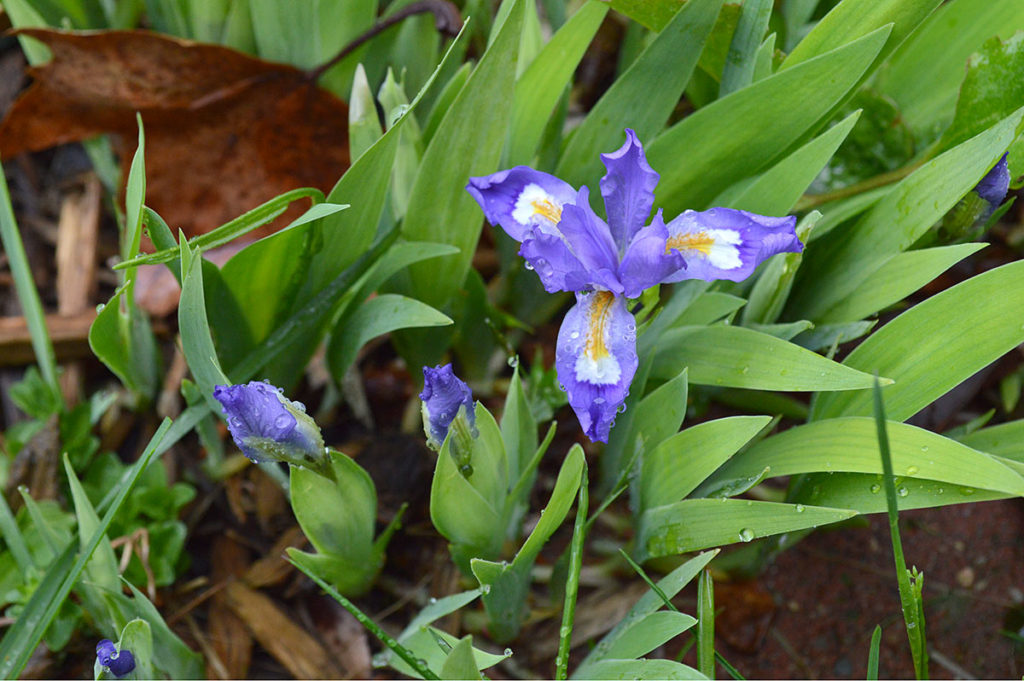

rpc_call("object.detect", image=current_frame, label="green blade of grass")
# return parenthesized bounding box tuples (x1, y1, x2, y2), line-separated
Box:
(289, 556, 440, 680)
(867, 624, 882, 679)
(555, 462, 588, 680)
(873, 377, 928, 679)
(697, 569, 715, 679)
(0, 155, 59, 397)
(114, 187, 328, 269)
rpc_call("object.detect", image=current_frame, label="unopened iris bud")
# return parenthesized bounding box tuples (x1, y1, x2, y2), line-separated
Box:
(937, 153, 1011, 243)
(975, 152, 1010, 215)
(96, 639, 135, 678)
(421, 365, 477, 474)
(213, 381, 329, 476)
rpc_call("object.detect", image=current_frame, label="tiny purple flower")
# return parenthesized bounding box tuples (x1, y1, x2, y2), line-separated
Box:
(420, 364, 475, 450)
(975, 153, 1010, 213)
(213, 381, 326, 470)
(96, 639, 135, 678)
(468, 129, 802, 442)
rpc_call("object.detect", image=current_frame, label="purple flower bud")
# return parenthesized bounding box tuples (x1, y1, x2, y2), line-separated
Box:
(96, 639, 136, 678)
(420, 365, 475, 450)
(975, 153, 1010, 212)
(213, 381, 326, 472)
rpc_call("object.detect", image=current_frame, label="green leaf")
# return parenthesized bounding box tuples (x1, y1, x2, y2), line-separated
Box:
(63, 455, 120, 594)
(393, 627, 508, 680)
(500, 364, 538, 494)
(818, 243, 986, 323)
(0, 146, 59, 394)
(639, 416, 771, 512)
(576, 550, 717, 676)
(782, 0, 941, 68)
(506, 0, 608, 166)
(721, 111, 859, 216)
(607, 368, 688, 495)
(116, 188, 329, 269)
(709, 417, 1024, 496)
(792, 472, 1009, 513)
(696, 569, 714, 679)
(430, 405, 505, 559)
(88, 283, 160, 401)
(555, 0, 723, 188)
(302, 23, 471, 297)
(217, 220, 323, 351)
(226, 229, 401, 384)
(878, 0, 1024, 136)
(742, 211, 820, 325)
(636, 499, 857, 561)
(787, 107, 1024, 320)
(177, 244, 230, 412)
(719, 0, 772, 96)
(349, 64, 383, 162)
(958, 419, 1024, 461)
(402, 0, 524, 307)
(110, 582, 204, 680)
(115, 619, 154, 681)
(648, 26, 889, 213)
(603, 611, 697, 660)
(940, 33, 1024, 175)
(440, 635, 480, 681)
(812, 260, 1024, 421)
(606, 0, 684, 30)
(583, 658, 708, 680)
(327, 294, 452, 381)
(651, 326, 881, 391)
(473, 446, 584, 642)
(516, 445, 584, 565)
(290, 451, 378, 586)
(673, 293, 746, 327)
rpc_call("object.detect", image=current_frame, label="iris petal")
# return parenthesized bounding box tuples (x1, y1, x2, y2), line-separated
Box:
(466, 167, 577, 241)
(555, 291, 638, 443)
(662, 208, 802, 283)
(556, 187, 623, 288)
(618, 210, 686, 298)
(599, 128, 660, 252)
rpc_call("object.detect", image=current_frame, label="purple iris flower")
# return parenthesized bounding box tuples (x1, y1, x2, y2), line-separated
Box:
(975, 153, 1010, 214)
(96, 639, 135, 678)
(467, 129, 802, 442)
(213, 381, 325, 468)
(421, 364, 476, 450)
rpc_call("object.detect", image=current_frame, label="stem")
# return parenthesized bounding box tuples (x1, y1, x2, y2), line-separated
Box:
(555, 464, 588, 680)
(873, 377, 928, 679)
(306, 1, 462, 83)
(291, 557, 441, 680)
(793, 160, 924, 212)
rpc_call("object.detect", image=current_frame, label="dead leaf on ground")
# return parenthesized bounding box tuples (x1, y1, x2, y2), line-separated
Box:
(0, 29, 350, 241)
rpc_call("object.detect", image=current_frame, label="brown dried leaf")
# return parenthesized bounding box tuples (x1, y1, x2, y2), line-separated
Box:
(225, 580, 343, 679)
(210, 537, 253, 680)
(0, 29, 349, 240)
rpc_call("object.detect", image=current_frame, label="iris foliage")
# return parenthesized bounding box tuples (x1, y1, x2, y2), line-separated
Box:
(2, 0, 1024, 678)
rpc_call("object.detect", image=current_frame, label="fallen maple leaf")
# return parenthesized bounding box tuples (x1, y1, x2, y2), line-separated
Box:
(0, 29, 350, 240)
